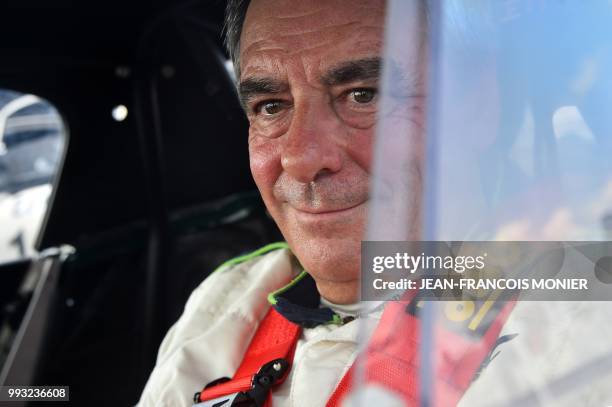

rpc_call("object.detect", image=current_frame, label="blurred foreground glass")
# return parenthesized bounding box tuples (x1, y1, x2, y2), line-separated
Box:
(359, 1, 612, 406)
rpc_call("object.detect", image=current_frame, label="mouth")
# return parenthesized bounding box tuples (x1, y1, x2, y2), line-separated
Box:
(289, 201, 368, 222)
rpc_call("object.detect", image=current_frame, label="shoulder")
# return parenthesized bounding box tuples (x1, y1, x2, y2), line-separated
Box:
(178, 242, 294, 327)
(138, 243, 296, 407)
(461, 301, 612, 406)
(161, 241, 295, 358)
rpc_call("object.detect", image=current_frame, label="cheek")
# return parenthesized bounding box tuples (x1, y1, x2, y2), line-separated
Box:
(344, 127, 374, 173)
(248, 136, 283, 202)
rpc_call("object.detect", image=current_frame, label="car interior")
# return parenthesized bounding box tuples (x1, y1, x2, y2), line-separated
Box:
(0, 1, 282, 405)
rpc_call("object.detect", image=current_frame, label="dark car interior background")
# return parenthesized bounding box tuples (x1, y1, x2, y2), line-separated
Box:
(0, 1, 282, 405)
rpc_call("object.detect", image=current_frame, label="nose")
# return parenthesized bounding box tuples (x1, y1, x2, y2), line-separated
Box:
(281, 99, 343, 183)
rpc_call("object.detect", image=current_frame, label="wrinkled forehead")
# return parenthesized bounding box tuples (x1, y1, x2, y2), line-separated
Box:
(239, 0, 386, 80)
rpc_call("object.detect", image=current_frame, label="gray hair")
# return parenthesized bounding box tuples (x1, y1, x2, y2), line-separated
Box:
(224, 0, 251, 80)
(222, 0, 493, 81)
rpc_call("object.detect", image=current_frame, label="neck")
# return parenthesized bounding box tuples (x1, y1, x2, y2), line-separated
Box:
(314, 279, 359, 305)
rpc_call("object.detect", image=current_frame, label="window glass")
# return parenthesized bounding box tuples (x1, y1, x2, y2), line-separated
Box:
(360, 1, 612, 405)
(0, 90, 66, 263)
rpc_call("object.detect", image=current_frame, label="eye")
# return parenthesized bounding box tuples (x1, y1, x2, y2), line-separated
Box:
(255, 100, 284, 116)
(349, 88, 377, 104)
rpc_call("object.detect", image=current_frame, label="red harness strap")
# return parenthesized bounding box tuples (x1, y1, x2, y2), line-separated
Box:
(197, 299, 514, 406)
(326, 299, 515, 406)
(194, 308, 301, 407)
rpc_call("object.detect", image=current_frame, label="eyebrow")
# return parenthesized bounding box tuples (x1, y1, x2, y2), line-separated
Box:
(238, 57, 382, 108)
(238, 77, 289, 108)
(321, 57, 382, 86)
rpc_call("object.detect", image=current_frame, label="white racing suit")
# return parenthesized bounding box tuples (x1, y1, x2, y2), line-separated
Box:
(138, 244, 612, 407)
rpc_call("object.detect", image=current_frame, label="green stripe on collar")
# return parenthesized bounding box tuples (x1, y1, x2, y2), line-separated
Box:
(213, 242, 289, 274)
(267, 271, 309, 305)
(268, 271, 344, 328)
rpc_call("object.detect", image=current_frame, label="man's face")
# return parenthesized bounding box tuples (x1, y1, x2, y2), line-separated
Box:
(239, 0, 386, 301)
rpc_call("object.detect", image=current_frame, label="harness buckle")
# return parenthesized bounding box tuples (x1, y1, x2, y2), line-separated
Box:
(193, 358, 289, 407)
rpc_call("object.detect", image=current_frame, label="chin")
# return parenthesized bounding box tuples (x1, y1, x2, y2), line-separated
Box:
(287, 233, 362, 284)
